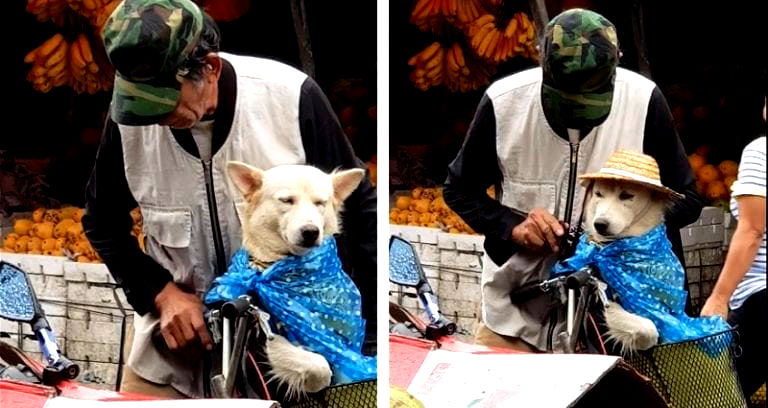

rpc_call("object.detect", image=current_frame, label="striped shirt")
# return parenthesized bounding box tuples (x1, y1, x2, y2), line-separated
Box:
(729, 136, 766, 310)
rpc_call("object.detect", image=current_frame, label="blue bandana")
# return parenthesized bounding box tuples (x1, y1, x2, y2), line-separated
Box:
(552, 224, 730, 346)
(204, 237, 377, 384)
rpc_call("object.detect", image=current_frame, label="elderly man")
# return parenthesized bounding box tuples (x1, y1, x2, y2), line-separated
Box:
(83, 0, 376, 397)
(444, 8, 702, 352)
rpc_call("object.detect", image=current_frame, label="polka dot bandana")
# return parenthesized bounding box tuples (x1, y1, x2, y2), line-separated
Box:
(552, 225, 731, 349)
(205, 237, 376, 383)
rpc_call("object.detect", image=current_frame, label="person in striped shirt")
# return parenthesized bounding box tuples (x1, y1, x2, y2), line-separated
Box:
(701, 100, 766, 398)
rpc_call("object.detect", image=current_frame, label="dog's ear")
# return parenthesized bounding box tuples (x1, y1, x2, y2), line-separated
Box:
(227, 161, 264, 199)
(331, 168, 365, 202)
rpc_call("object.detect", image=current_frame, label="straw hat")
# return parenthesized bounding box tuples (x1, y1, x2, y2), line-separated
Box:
(579, 149, 684, 200)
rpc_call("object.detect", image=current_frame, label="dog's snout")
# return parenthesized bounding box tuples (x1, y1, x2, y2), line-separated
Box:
(300, 225, 320, 247)
(594, 218, 610, 235)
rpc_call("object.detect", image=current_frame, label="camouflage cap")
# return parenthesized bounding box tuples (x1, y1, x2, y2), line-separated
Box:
(540, 9, 619, 130)
(102, 0, 204, 125)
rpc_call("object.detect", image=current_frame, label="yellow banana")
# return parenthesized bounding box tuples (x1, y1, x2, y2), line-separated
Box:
(88, 62, 99, 74)
(38, 34, 64, 58)
(478, 29, 496, 57)
(411, 0, 431, 20)
(445, 47, 459, 72)
(52, 73, 69, 87)
(70, 39, 87, 69)
(45, 41, 68, 68)
(78, 35, 93, 63)
(24, 49, 38, 64)
(424, 47, 444, 70)
(47, 59, 67, 77)
(420, 42, 441, 63)
(505, 17, 518, 38)
(472, 22, 495, 49)
(82, 0, 96, 10)
(453, 43, 465, 66)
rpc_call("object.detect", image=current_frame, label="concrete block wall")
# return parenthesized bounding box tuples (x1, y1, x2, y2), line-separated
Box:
(681, 206, 736, 315)
(0, 252, 132, 390)
(390, 225, 484, 343)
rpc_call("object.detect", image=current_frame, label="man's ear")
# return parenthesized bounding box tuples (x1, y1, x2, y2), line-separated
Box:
(331, 168, 365, 202)
(227, 161, 263, 199)
(204, 52, 222, 83)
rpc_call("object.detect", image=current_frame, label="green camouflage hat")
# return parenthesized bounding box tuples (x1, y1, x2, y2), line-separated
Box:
(540, 9, 619, 130)
(102, 0, 204, 125)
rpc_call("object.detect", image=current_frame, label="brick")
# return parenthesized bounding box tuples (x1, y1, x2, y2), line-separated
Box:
(66, 320, 122, 344)
(67, 282, 130, 311)
(684, 250, 701, 267)
(698, 225, 725, 244)
(0, 254, 66, 277)
(74, 360, 119, 389)
(2, 333, 65, 355)
(702, 266, 721, 282)
(686, 267, 701, 284)
(423, 265, 440, 280)
(439, 251, 482, 272)
(440, 271, 458, 282)
(723, 213, 736, 229)
(67, 340, 121, 363)
(437, 232, 484, 251)
(39, 300, 67, 317)
(437, 280, 481, 303)
(27, 274, 67, 300)
(67, 307, 127, 323)
(700, 248, 723, 266)
(701, 281, 714, 300)
(680, 228, 698, 248)
(699, 207, 724, 226)
(1, 315, 66, 336)
(439, 298, 478, 319)
(0, 319, 22, 334)
(688, 283, 700, 302)
(418, 244, 440, 264)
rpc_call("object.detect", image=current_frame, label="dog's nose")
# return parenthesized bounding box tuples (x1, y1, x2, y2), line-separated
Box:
(594, 218, 609, 235)
(300, 225, 320, 247)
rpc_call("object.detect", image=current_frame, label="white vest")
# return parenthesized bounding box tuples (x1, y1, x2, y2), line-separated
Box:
(118, 53, 308, 397)
(481, 67, 656, 351)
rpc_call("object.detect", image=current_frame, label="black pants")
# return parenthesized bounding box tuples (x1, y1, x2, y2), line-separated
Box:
(729, 289, 767, 399)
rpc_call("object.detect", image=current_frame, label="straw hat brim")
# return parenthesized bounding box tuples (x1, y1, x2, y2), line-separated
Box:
(579, 172, 685, 200)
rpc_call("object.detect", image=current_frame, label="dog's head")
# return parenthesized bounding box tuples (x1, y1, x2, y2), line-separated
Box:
(583, 179, 668, 242)
(227, 162, 365, 258)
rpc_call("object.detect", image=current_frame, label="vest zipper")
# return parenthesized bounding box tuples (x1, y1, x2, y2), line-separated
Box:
(203, 160, 227, 276)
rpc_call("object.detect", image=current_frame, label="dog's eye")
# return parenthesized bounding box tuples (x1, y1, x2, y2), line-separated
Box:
(595, 191, 603, 198)
(619, 192, 634, 200)
(279, 197, 294, 205)
(314, 200, 327, 207)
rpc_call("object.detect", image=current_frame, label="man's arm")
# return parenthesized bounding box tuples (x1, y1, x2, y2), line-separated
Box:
(82, 119, 174, 316)
(444, 94, 526, 265)
(642, 87, 704, 228)
(297, 77, 377, 346)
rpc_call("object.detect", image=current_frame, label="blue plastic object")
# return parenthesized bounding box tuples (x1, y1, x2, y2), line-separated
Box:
(0, 262, 35, 322)
(205, 237, 377, 384)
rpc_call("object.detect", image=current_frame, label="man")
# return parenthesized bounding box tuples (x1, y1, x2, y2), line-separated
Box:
(444, 9, 702, 352)
(82, 0, 376, 398)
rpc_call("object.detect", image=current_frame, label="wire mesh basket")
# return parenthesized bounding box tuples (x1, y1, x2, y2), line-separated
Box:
(624, 329, 747, 408)
(286, 380, 377, 408)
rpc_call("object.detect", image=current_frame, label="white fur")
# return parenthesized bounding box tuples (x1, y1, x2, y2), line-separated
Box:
(583, 179, 667, 352)
(266, 334, 333, 399)
(226, 162, 364, 397)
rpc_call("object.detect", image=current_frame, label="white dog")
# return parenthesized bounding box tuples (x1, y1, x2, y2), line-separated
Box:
(226, 161, 364, 398)
(582, 178, 664, 353)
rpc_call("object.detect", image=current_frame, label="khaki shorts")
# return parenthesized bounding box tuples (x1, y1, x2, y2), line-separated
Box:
(474, 321, 538, 353)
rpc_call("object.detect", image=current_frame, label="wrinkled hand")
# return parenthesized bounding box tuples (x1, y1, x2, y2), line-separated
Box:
(154, 282, 213, 351)
(511, 208, 566, 253)
(700, 295, 729, 320)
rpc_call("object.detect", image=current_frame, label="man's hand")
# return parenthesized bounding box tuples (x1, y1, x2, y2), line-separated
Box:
(700, 294, 729, 320)
(154, 282, 213, 351)
(511, 208, 566, 253)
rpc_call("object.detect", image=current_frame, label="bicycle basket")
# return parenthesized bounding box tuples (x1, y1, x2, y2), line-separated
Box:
(285, 380, 377, 408)
(624, 329, 747, 408)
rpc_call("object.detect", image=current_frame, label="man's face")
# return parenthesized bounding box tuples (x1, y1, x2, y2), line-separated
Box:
(159, 54, 222, 129)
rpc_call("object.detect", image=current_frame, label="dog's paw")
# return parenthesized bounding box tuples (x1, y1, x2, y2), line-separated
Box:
(266, 335, 332, 399)
(604, 301, 659, 354)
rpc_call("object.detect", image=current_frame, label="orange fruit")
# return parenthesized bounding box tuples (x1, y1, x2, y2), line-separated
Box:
(14, 219, 34, 236)
(389, 209, 400, 223)
(695, 180, 708, 194)
(41, 238, 57, 251)
(418, 213, 432, 224)
(688, 154, 705, 172)
(27, 237, 43, 252)
(3, 234, 18, 250)
(54, 219, 76, 238)
(706, 180, 728, 200)
(724, 175, 737, 189)
(396, 212, 408, 224)
(32, 222, 55, 240)
(413, 199, 430, 213)
(696, 164, 720, 184)
(411, 187, 423, 200)
(406, 211, 420, 224)
(718, 160, 739, 177)
(395, 196, 411, 211)
(32, 208, 45, 223)
(72, 209, 85, 223)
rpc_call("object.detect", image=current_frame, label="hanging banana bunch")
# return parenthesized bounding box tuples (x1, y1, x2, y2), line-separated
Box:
(411, 0, 486, 31)
(408, 41, 495, 92)
(24, 34, 70, 93)
(469, 12, 537, 62)
(69, 34, 115, 94)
